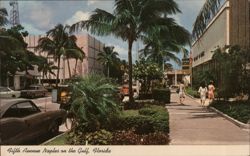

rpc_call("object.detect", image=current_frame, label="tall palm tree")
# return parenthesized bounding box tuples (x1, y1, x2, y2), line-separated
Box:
(64, 36, 85, 78)
(97, 46, 119, 77)
(71, 0, 188, 103)
(36, 24, 83, 87)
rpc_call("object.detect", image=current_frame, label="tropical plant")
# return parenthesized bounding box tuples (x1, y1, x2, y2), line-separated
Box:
(97, 46, 119, 77)
(69, 74, 121, 132)
(36, 24, 84, 87)
(133, 58, 163, 94)
(71, 0, 189, 103)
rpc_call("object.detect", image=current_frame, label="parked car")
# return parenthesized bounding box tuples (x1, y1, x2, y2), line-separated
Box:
(21, 85, 48, 98)
(0, 100, 67, 145)
(0, 86, 21, 98)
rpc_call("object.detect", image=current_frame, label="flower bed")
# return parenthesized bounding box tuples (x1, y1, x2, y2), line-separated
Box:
(211, 100, 250, 124)
(65, 105, 169, 145)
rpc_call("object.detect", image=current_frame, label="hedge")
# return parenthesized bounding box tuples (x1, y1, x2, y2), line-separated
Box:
(152, 88, 171, 103)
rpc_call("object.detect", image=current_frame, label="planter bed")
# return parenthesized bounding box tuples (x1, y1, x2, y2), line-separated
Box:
(211, 100, 250, 124)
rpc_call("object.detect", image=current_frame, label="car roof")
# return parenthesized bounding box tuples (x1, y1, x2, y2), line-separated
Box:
(0, 99, 33, 118)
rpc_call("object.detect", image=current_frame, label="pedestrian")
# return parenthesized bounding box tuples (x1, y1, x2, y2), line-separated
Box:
(208, 80, 215, 104)
(198, 82, 207, 107)
(178, 80, 185, 104)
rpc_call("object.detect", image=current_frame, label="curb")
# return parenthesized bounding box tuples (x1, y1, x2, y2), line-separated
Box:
(185, 93, 250, 130)
(41, 131, 67, 145)
(209, 107, 250, 130)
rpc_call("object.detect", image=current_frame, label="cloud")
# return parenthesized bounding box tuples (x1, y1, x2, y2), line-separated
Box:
(19, 1, 54, 30)
(22, 22, 45, 35)
(65, 11, 90, 25)
(87, 0, 99, 6)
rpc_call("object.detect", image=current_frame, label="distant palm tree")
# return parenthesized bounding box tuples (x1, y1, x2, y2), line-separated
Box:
(140, 27, 190, 70)
(0, 8, 8, 27)
(97, 46, 118, 77)
(192, 0, 221, 39)
(36, 24, 83, 87)
(71, 0, 188, 103)
(64, 36, 85, 78)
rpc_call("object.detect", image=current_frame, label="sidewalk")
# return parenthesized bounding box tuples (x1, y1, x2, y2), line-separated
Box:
(166, 93, 250, 145)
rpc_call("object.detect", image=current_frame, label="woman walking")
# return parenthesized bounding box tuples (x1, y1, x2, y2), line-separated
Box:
(198, 82, 207, 107)
(178, 81, 185, 104)
(208, 81, 215, 104)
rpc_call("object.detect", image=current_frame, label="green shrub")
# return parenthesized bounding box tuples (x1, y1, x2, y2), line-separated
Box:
(212, 100, 250, 123)
(186, 87, 200, 98)
(85, 130, 113, 145)
(111, 130, 170, 145)
(141, 132, 169, 145)
(152, 88, 170, 103)
(66, 129, 113, 145)
(112, 130, 141, 145)
(112, 105, 169, 134)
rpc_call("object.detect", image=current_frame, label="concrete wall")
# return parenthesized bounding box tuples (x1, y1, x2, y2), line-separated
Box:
(192, 2, 230, 68)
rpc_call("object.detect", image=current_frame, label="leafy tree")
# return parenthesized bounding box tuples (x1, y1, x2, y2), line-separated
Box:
(97, 46, 119, 77)
(133, 58, 163, 94)
(71, 0, 188, 103)
(69, 74, 121, 132)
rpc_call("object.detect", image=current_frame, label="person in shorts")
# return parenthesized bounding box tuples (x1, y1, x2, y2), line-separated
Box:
(178, 81, 185, 104)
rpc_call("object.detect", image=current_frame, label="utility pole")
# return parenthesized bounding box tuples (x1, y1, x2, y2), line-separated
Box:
(9, 0, 20, 27)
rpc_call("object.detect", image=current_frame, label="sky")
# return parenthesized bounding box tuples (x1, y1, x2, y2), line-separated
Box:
(2, 0, 206, 69)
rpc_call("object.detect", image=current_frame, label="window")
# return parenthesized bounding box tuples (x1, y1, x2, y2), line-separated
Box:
(17, 102, 40, 117)
(2, 105, 19, 118)
(2, 101, 40, 118)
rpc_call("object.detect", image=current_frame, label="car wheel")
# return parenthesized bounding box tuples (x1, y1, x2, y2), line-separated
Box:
(49, 121, 59, 136)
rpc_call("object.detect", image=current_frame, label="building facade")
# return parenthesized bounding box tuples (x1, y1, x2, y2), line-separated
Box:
(191, 0, 250, 83)
(12, 34, 105, 89)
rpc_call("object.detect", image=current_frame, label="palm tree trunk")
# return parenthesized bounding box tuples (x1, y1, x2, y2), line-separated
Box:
(67, 58, 72, 78)
(74, 59, 78, 75)
(107, 63, 110, 78)
(56, 57, 61, 88)
(128, 40, 134, 104)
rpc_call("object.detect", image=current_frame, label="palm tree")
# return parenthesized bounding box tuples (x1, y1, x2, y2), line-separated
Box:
(36, 24, 83, 87)
(192, 0, 221, 39)
(97, 46, 119, 77)
(140, 27, 190, 70)
(64, 36, 85, 78)
(0, 8, 8, 27)
(71, 0, 188, 103)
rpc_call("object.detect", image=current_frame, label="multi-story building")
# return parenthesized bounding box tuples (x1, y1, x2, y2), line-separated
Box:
(191, 0, 250, 75)
(10, 34, 104, 89)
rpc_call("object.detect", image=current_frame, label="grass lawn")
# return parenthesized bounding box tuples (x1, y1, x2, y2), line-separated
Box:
(45, 133, 67, 145)
(212, 101, 250, 124)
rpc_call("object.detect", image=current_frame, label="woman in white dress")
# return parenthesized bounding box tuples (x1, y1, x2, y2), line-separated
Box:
(198, 82, 207, 107)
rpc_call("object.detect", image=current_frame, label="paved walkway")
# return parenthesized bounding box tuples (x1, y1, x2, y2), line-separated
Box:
(166, 92, 250, 145)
